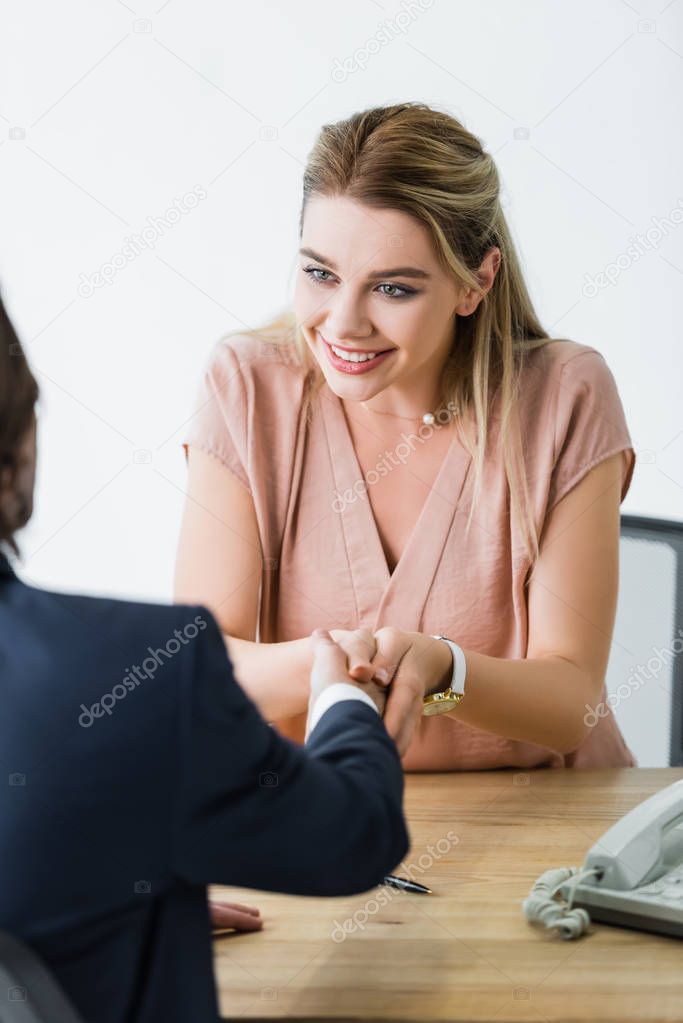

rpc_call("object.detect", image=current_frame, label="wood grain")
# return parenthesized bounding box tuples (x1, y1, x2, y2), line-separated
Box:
(212, 767, 683, 1022)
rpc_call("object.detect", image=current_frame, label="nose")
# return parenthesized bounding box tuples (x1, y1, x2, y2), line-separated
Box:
(320, 285, 373, 342)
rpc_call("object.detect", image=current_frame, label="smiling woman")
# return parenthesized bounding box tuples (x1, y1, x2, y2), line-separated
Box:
(174, 101, 637, 772)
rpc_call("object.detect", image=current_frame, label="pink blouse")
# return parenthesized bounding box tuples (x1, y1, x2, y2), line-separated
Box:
(182, 332, 638, 771)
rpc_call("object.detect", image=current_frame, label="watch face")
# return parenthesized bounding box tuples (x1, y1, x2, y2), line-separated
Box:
(422, 695, 459, 716)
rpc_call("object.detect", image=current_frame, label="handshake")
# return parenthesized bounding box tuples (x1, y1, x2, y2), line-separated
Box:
(211, 625, 453, 937)
(309, 627, 392, 719)
(307, 624, 454, 753)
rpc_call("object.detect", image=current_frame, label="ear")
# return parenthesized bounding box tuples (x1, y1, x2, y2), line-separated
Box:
(455, 246, 501, 316)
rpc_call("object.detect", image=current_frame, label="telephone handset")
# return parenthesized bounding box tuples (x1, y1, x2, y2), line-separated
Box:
(523, 778, 683, 939)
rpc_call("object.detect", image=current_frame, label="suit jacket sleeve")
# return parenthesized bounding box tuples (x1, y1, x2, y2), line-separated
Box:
(171, 608, 410, 896)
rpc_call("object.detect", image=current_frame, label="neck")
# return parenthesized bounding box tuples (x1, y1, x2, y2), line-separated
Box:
(352, 372, 444, 421)
(358, 396, 440, 420)
(355, 336, 454, 419)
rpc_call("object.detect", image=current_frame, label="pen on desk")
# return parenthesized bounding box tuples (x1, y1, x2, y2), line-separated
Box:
(382, 874, 432, 894)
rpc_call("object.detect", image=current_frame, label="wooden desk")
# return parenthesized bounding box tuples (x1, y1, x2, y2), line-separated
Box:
(212, 767, 683, 1022)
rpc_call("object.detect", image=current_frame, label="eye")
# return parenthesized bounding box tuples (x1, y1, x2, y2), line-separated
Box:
(376, 282, 411, 299)
(302, 266, 416, 300)
(303, 267, 333, 284)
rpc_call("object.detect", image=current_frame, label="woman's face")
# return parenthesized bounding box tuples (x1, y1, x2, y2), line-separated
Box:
(293, 194, 475, 409)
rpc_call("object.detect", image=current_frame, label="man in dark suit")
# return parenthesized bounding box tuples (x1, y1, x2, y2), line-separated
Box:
(0, 291, 409, 1022)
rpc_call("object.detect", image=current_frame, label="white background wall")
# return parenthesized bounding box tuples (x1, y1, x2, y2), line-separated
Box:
(1, 0, 682, 613)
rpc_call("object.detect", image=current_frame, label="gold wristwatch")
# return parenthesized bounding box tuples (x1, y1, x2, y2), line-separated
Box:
(422, 635, 466, 716)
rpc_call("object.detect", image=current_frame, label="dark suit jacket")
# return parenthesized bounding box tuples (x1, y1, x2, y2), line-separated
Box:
(0, 551, 409, 1022)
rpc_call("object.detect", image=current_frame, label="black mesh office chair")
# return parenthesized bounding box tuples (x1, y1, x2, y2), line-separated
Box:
(607, 515, 683, 767)
(0, 930, 85, 1022)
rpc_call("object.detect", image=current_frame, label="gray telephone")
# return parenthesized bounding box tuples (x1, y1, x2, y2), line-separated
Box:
(523, 778, 683, 939)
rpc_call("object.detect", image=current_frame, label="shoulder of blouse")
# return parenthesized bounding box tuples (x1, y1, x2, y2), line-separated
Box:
(211, 330, 306, 371)
(205, 330, 311, 401)
(521, 337, 602, 373)
(515, 338, 612, 401)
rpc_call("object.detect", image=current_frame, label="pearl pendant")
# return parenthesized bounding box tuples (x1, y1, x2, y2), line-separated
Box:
(422, 412, 435, 426)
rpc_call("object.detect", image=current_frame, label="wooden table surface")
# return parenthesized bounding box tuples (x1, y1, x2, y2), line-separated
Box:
(212, 767, 683, 1022)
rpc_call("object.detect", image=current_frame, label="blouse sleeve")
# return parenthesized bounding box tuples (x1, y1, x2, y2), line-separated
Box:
(547, 349, 636, 511)
(181, 339, 251, 493)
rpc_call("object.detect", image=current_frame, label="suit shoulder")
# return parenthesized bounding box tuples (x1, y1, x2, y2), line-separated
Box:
(18, 581, 211, 652)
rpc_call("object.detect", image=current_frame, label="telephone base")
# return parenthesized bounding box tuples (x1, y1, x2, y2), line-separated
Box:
(559, 867, 683, 940)
(569, 897, 683, 939)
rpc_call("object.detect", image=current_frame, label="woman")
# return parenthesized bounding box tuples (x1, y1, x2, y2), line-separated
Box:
(174, 101, 637, 770)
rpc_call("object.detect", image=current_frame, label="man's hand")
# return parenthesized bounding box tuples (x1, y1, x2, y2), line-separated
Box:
(347, 628, 453, 755)
(210, 900, 263, 934)
(309, 628, 388, 717)
(328, 628, 390, 687)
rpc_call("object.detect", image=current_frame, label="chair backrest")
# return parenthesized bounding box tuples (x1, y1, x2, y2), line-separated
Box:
(605, 515, 683, 767)
(0, 929, 85, 1023)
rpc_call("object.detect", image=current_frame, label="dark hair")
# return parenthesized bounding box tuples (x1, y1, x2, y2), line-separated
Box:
(0, 288, 39, 556)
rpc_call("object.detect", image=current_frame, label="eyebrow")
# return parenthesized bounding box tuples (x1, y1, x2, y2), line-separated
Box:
(298, 247, 432, 280)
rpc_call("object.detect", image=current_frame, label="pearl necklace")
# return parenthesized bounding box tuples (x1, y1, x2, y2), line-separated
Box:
(361, 402, 437, 426)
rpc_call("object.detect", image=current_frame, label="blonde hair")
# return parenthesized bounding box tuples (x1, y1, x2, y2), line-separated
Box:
(233, 102, 560, 568)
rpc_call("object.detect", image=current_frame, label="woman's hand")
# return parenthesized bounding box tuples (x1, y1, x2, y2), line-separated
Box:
(348, 628, 452, 755)
(310, 628, 388, 717)
(209, 900, 263, 934)
(328, 628, 389, 686)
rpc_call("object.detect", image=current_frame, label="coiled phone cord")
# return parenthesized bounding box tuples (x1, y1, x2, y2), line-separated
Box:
(522, 866, 603, 939)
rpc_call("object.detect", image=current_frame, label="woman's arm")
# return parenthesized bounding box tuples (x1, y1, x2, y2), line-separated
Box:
(440, 450, 627, 754)
(173, 447, 311, 720)
(173, 448, 380, 721)
(368, 451, 628, 756)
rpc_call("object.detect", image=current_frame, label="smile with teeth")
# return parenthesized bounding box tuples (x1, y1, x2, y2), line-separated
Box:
(329, 344, 387, 363)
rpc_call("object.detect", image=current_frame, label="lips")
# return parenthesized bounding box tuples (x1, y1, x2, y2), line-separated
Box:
(332, 346, 393, 355)
(317, 332, 393, 355)
(318, 332, 397, 375)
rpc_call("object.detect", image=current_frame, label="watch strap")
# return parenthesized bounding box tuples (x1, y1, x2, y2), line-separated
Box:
(431, 635, 467, 696)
